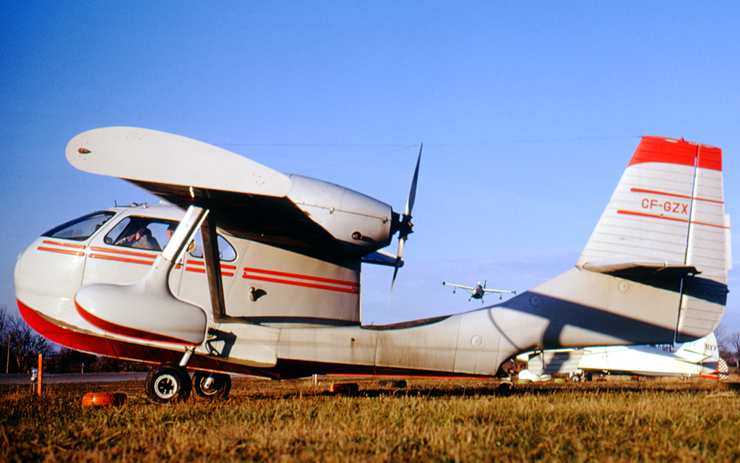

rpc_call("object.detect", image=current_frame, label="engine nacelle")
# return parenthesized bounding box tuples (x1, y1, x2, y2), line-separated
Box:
(287, 174, 395, 255)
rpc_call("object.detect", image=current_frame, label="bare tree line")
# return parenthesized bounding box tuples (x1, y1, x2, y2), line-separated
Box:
(0, 306, 53, 373)
(1, 306, 148, 374)
(713, 323, 740, 369)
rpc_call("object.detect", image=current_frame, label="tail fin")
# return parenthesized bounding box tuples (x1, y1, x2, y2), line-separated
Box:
(576, 137, 730, 342)
(675, 332, 720, 362)
(675, 332, 726, 379)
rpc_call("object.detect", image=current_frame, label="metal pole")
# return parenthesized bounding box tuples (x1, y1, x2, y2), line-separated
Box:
(5, 334, 10, 374)
(36, 354, 43, 396)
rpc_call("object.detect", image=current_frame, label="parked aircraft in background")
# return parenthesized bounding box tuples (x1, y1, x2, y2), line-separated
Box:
(442, 281, 516, 302)
(517, 332, 728, 381)
(15, 129, 730, 403)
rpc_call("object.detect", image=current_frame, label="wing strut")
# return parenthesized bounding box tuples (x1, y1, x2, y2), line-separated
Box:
(201, 216, 227, 320)
(162, 205, 209, 263)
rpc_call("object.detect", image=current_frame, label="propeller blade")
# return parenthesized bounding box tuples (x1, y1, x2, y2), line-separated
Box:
(393, 237, 405, 279)
(404, 143, 422, 217)
(388, 144, 422, 309)
(386, 237, 405, 309)
(386, 275, 397, 310)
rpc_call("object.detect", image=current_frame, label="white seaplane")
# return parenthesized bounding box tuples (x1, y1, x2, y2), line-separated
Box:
(15, 128, 730, 403)
(442, 281, 516, 302)
(518, 332, 727, 382)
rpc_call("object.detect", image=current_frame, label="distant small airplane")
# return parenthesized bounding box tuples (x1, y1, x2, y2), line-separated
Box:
(442, 281, 516, 302)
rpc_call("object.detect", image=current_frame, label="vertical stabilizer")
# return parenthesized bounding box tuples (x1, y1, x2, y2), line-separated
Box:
(577, 137, 729, 342)
(675, 332, 720, 363)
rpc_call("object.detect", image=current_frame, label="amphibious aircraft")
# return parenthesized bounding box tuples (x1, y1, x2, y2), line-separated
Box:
(442, 281, 516, 302)
(518, 332, 727, 381)
(15, 129, 730, 403)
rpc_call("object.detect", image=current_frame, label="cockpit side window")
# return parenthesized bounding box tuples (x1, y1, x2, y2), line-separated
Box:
(42, 211, 115, 241)
(188, 232, 237, 262)
(105, 217, 178, 252)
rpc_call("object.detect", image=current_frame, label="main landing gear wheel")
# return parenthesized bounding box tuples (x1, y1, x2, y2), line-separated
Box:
(145, 364, 191, 404)
(193, 371, 231, 399)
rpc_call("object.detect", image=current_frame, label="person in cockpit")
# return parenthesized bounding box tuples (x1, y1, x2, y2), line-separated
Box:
(166, 223, 177, 243)
(120, 226, 161, 251)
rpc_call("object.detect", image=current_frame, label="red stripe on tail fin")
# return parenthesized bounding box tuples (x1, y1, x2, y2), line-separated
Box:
(628, 136, 722, 172)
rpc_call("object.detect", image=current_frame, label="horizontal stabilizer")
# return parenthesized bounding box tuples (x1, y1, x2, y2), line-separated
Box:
(582, 260, 699, 278)
(526, 350, 585, 376)
(675, 332, 719, 363)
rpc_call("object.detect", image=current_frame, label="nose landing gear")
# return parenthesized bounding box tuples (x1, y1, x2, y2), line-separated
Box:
(145, 364, 192, 403)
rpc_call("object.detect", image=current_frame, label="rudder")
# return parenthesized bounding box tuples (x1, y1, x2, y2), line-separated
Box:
(576, 137, 730, 342)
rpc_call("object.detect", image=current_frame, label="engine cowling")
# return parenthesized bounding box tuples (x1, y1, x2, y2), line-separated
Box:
(287, 174, 395, 255)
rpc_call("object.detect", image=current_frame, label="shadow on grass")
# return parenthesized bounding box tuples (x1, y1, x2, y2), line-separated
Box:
(232, 377, 740, 401)
(4, 376, 738, 405)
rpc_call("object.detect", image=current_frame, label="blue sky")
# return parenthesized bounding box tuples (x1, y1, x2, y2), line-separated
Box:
(2, 2, 740, 336)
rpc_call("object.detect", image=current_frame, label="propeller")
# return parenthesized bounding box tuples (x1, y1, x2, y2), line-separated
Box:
(387, 143, 422, 307)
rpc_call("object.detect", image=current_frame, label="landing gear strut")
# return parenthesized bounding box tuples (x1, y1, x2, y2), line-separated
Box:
(145, 364, 191, 403)
(193, 371, 231, 399)
(569, 370, 593, 382)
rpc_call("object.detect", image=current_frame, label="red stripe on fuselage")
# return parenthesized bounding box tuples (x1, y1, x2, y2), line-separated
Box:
(87, 249, 234, 275)
(18, 299, 119, 357)
(42, 240, 86, 249)
(74, 298, 195, 346)
(89, 246, 159, 259)
(16, 299, 263, 376)
(37, 246, 85, 256)
(184, 259, 234, 275)
(242, 267, 356, 287)
(88, 246, 158, 266)
(242, 273, 359, 294)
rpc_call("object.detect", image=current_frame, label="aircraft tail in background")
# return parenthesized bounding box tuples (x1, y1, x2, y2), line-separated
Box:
(521, 332, 725, 380)
(675, 331, 720, 363)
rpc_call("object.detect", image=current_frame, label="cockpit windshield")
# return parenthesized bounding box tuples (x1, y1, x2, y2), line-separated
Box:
(42, 211, 115, 241)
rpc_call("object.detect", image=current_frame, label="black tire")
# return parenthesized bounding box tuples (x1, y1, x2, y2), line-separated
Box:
(193, 371, 231, 399)
(145, 364, 191, 404)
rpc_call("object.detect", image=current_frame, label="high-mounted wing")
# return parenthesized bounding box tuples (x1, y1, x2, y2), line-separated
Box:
(442, 282, 475, 291)
(67, 128, 397, 262)
(67, 127, 291, 196)
(481, 288, 516, 294)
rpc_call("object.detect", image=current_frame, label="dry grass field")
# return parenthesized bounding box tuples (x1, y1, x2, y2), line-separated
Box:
(2, 375, 740, 462)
